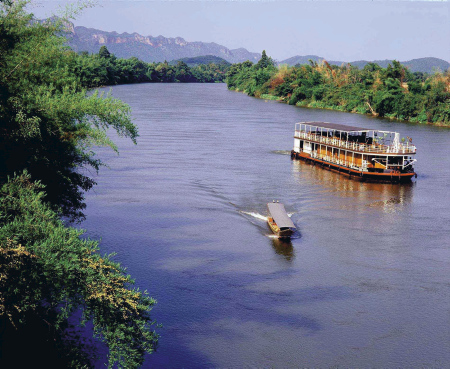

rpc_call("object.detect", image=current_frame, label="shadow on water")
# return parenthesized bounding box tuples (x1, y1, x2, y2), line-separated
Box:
(142, 255, 355, 367)
(271, 237, 295, 261)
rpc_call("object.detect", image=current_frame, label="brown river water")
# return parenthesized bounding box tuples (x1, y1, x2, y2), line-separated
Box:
(81, 83, 450, 368)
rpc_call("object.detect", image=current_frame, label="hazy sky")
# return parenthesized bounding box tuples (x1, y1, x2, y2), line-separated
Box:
(30, 1, 450, 62)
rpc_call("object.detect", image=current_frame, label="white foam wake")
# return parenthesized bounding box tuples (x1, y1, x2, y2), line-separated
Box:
(241, 211, 268, 222)
(266, 234, 279, 239)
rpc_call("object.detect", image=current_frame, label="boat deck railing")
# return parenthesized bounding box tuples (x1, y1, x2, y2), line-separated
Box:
(309, 151, 368, 171)
(295, 131, 416, 154)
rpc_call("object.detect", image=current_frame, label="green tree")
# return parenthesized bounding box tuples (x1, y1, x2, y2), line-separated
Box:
(98, 45, 111, 59)
(175, 61, 194, 82)
(372, 78, 403, 117)
(0, 1, 158, 367)
(256, 50, 275, 70)
(384, 60, 405, 83)
(0, 173, 158, 368)
(0, 0, 137, 220)
(363, 62, 382, 73)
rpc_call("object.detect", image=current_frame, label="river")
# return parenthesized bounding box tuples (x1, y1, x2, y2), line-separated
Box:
(82, 83, 450, 368)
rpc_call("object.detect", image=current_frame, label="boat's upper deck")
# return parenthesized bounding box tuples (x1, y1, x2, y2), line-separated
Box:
(295, 122, 416, 155)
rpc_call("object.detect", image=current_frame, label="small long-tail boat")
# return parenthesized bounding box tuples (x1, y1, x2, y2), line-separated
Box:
(267, 202, 296, 238)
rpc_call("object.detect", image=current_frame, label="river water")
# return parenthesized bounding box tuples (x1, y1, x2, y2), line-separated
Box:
(82, 83, 450, 368)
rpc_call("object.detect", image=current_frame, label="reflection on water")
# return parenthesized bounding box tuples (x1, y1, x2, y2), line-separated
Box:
(291, 159, 415, 213)
(271, 238, 295, 261)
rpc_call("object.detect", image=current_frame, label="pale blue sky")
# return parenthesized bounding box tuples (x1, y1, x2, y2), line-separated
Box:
(30, 1, 450, 62)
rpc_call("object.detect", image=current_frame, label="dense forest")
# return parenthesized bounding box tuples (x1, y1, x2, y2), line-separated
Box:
(0, 1, 158, 367)
(227, 51, 450, 125)
(77, 46, 228, 88)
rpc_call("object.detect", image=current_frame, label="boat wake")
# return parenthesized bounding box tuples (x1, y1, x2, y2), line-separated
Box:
(240, 211, 268, 222)
(239, 211, 294, 221)
(266, 232, 301, 240)
(271, 150, 292, 155)
(266, 234, 279, 239)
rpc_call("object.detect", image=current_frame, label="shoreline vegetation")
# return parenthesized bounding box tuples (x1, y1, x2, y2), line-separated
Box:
(226, 51, 450, 126)
(76, 46, 228, 88)
(1, 2, 157, 367)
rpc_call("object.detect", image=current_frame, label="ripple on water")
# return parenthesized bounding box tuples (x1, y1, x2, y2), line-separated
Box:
(82, 84, 450, 368)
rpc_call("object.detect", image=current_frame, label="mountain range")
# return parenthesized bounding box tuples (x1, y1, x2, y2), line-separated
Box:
(64, 22, 449, 74)
(66, 25, 260, 64)
(279, 55, 450, 74)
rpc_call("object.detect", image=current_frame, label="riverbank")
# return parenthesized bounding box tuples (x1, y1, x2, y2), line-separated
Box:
(226, 56, 450, 126)
(250, 91, 450, 127)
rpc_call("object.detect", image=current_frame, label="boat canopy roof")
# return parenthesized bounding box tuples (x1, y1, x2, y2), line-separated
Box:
(267, 203, 295, 229)
(298, 121, 372, 132)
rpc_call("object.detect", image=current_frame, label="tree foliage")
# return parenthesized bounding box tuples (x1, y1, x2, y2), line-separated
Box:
(0, 1, 138, 220)
(0, 1, 158, 367)
(98, 45, 111, 59)
(227, 52, 450, 125)
(225, 51, 276, 97)
(0, 173, 158, 368)
(73, 47, 229, 87)
(255, 50, 275, 70)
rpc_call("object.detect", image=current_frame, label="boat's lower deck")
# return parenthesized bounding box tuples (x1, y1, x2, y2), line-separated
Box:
(291, 151, 416, 183)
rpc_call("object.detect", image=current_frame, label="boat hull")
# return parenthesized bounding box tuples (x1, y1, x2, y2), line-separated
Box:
(291, 150, 416, 183)
(268, 217, 295, 238)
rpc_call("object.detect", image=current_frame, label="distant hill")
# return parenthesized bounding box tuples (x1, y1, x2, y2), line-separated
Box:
(65, 24, 260, 64)
(170, 55, 231, 66)
(349, 57, 450, 73)
(405, 58, 450, 73)
(279, 55, 450, 74)
(279, 55, 328, 66)
(61, 21, 449, 73)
